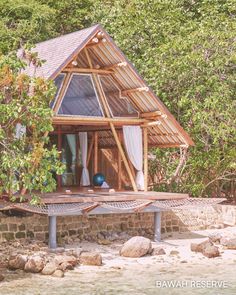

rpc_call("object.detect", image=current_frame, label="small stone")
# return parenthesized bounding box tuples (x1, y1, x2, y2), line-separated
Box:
(225, 238, 236, 250)
(52, 269, 64, 278)
(220, 237, 229, 246)
(180, 260, 188, 263)
(97, 232, 105, 240)
(191, 240, 213, 253)
(208, 232, 222, 244)
(0, 273, 4, 282)
(169, 250, 179, 256)
(120, 236, 152, 258)
(29, 244, 41, 252)
(58, 262, 74, 271)
(151, 247, 166, 256)
(41, 262, 57, 275)
(8, 254, 28, 270)
(70, 248, 83, 258)
(202, 245, 220, 258)
(24, 256, 45, 273)
(79, 252, 102, 266)
(54, 255, 78, 267)
(48, 247, 65, 254)
(110, 266, 123, 270)
(97, 239, 111, 245)
(118, 232, 130, 241)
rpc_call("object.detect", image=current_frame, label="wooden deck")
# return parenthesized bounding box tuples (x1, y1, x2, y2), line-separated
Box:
(41, 189, 189, 204)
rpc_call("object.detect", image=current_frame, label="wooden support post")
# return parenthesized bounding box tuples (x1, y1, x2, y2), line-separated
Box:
(154, 212, 161, 242)
(84, 48, 138, 192)
(110, 123, 138, 192)
(87, 135, 94, 167)
(118, 131, 122, 190)
(49, 216, 57, 249)
(94, 131, 98, 174)
(143, 127, 148, 192)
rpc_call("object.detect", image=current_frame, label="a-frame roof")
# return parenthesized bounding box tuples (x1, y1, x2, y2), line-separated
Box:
(20, 24, 100, 79)
(21, 24, 194, 148)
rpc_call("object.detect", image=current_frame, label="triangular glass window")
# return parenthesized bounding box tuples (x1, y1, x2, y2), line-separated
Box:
(50, 73, 65, 109)
(58, 74, 104, 117)
(99, 76, 139, 118)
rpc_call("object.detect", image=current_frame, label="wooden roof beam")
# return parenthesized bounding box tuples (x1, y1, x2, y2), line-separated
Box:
(122, 87, 149, 96)
(52, 116, 146, 126)
(102, 62, 127, 71)
(63, 67, 114, 75)
(140, 110, 162, 118)
(141, 121, 162, 127)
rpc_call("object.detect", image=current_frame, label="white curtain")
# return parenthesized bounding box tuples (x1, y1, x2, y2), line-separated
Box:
(66, 134, 77, 183)
(79, 132, 90, 186)
(123, 126, 145, 190)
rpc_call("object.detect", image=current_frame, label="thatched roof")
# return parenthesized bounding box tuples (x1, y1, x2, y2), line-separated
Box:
(22, 24, 194, 148)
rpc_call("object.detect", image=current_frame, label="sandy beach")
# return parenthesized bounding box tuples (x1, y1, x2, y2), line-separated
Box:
(0, 226, 236, 295)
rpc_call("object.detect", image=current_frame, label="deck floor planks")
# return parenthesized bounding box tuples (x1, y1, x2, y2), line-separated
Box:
(41, 191, 189, 204)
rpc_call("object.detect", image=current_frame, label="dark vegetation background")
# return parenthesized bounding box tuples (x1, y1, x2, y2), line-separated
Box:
(0, 0, 235, 198)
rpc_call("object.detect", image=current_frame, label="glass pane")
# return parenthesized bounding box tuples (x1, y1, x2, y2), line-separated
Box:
(58, 74, 103, 117)
(99, 76, 139, 118)
(50, 74, 65, 108)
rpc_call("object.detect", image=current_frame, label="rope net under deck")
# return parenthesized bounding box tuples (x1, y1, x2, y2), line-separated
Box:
(0, 198, 226, 215)
(100, 201, 150, 212)
(152, 198, 226, 210)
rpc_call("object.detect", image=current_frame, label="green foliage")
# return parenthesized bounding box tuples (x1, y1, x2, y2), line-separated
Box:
(0, 0, 235, 197)
(0, 53, 64, 201)
(91, 0, 236, 197)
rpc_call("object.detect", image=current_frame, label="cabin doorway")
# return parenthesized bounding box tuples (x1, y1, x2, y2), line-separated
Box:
(61, 134, 81, 186)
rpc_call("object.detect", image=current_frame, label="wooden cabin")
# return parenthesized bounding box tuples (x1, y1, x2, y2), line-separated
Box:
(22, 24, 194, 193)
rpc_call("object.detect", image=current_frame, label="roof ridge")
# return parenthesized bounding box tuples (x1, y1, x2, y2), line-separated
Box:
(33, 24, 101, 46)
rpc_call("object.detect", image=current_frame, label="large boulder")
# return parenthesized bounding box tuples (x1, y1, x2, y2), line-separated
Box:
(24, 256, 45, 273)
(79, 252, 102, 266)
(202, 245, 220, 258)
(191, 240, 213, 253)
(8, 254, 28, 270)
(120, 236, 152, 258)
(41, 262, 57, 275)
